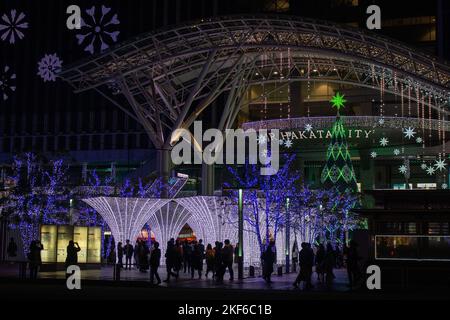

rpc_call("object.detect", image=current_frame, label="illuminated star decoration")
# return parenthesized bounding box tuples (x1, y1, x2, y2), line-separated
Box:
(284, 139, 293, 148)
(378, 118, 385, 125)
(393, 149, 400, 156)
(259, 148, 268, 159)
(37, 53, 63, 82)
(403, 127, 416, 139)
(379, 137, 389, 147)
(0, 9, 29, 44)
(76, 5, 120, 54)
(370, 151, 377, 158)
(399, 165, 408, 175)
(0, 65, 16, 101)
(330, 92, 346, 112)
(416, 137, 423, 144)
(421, 163, 428, 170)
(434, 158, 447, 171)
(426, 166, 436, 175)
(305, 124, 313, 132)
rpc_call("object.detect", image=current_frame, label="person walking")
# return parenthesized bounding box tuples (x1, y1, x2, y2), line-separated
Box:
(65, 240, 81, 268)
(222, 239, 234, 281)
(28, 240, 43, 280)
(7, 238, 18, 261)
(139, 241, 150, 272)
(163, 239, 178, 282)
(124, 239, 134, 270)
(149, 242, 162, 285)
(117, 242, 124, 268)
(205, 244, 215, 278)
(293, 242, 314, 289)
(190, 241, 203, 279)
(261, 241, 276, 283)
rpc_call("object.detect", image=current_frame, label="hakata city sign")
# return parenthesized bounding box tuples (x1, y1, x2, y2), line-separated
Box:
(269, 129, 375, 141)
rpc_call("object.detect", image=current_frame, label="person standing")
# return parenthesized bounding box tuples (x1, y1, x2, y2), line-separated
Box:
(28, 240, 43, 280)
(124, 239, 134, 270)
(117, 242, 123, 268)
(182, 240, 192, 274)
(134, 240, 140, 269)
(7, 238, 18, 261)
(261, 241, 276, 283)
(214, 242, 225, 284)
(315, 243, 325, 283)
(345, 240, 361, 288)
(65, 240, 81, 268)
(222, 239, 234, 281)
(324, 242, 336, 287)
(149, 242, 161, 285)
(205, 244, 215, 278)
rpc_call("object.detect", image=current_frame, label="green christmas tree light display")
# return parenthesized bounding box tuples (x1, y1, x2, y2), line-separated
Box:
(320, 92, 357, 192)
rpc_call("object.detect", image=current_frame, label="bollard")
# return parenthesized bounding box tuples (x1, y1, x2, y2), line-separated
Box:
(114, 263, 121, 281)
(249, 265, 255, 277)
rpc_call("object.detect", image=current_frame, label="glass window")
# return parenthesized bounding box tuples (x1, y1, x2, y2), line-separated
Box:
(376, 235, 450, 261)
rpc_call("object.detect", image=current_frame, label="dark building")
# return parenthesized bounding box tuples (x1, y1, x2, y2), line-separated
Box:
(0, 0, 448, 191)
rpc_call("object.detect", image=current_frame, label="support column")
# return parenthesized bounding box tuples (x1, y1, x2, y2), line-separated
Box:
(201, 163, 215, 195)
(359, 150, 375, 191)
(157, 148, 172, 198)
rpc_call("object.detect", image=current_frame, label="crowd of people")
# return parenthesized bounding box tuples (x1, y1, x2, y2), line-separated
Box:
(15, 235, 362, 289)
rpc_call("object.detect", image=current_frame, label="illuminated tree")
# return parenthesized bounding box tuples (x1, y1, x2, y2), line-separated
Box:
(320, 92, 357, 192)
(224, 154, 299, 253)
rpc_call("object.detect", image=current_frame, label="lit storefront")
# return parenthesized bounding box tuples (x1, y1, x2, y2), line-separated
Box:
(40, 225, 102, 264)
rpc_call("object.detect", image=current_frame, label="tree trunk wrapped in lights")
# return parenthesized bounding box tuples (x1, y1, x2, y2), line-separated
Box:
(320, 92, 357, 192)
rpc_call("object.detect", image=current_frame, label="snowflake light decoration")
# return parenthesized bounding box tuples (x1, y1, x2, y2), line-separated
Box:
(379, 137, 389, 147)
(399, 165, 408, 175)
(259, 148, 268, 158)
(378, 117, 385, 125)
(393, 149, 400, 156)
(370, 151, 377, 158)
(76, 5, 120, 54)
(304, 123, 313, 132)
(416, 137, 423, 144)
(37, 54, 62, 82)
(330, 92, 346, 111)
(421, 163, 427, 170)
(434, 159, 447, 171)
(278, 138, 284, 145)
(257, 135, 267, 145)
(442, 183, 448, 190)
(0, 9, 28, 44)
(284, 139, 293, 148)
(403, 127, 416, 139)
(426, 166, 436, 175)
(0, 65, 16, 101)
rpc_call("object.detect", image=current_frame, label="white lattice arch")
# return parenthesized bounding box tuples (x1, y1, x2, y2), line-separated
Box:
(82, 197, 170, 244)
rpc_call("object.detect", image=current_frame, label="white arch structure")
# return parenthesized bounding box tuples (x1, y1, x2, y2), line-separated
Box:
(83, 195, 300, 266)
(82, 197, 169, 244)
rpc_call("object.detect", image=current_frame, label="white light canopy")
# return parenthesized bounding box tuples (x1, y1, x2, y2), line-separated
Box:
(82, 197, 169, 244)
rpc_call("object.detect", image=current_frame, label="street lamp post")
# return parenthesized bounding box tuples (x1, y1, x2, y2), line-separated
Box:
(238, 188, 244, 280)
(285, 197, 290, 273)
